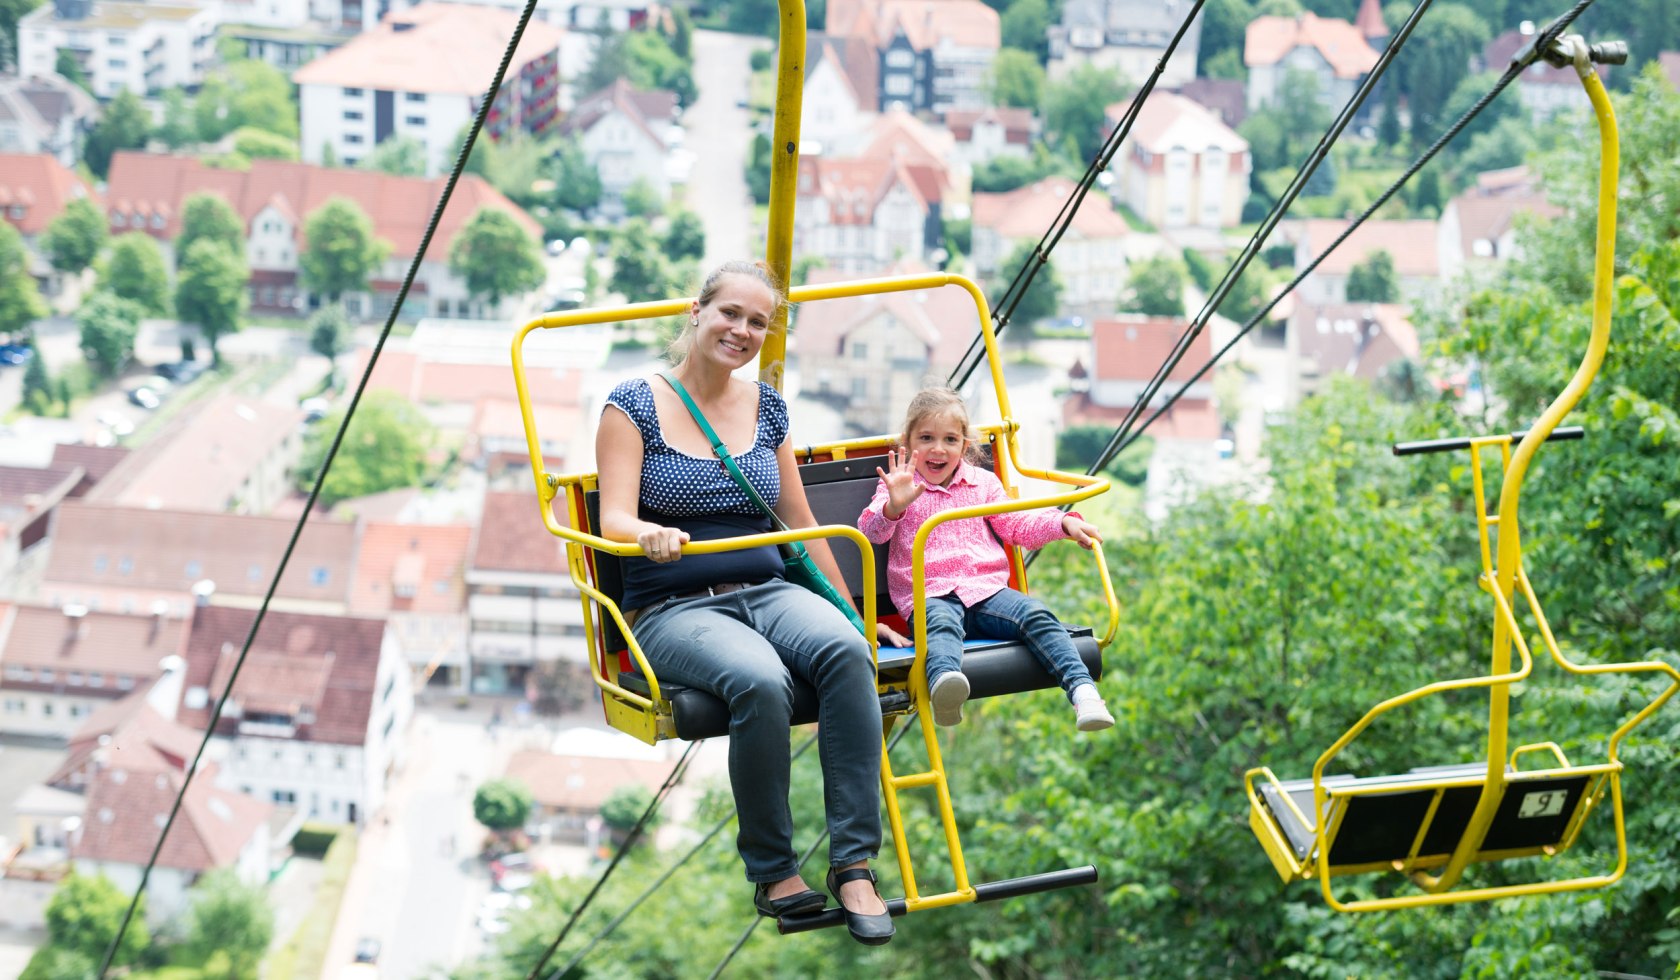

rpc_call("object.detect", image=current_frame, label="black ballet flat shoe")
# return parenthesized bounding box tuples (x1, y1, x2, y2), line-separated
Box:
(753, 882, 826, 919)
(826, 866, 895, 946)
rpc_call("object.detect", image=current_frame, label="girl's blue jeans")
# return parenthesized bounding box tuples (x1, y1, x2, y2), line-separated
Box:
(922, 588, 1094, 701)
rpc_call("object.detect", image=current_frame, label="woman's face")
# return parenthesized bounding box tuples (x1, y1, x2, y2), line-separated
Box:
(689, 275, 776, 372)
(905, 411, 968, 486)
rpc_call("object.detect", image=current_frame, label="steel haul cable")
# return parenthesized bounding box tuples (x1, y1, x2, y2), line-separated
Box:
(95, 0, 544, 972)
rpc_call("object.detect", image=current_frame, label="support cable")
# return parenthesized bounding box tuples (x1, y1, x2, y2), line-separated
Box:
(94, 0, 544, 972)
(1090, 0, 1601, 474)
(526, 739, 704, 980)
(946, 0, 1207, 391)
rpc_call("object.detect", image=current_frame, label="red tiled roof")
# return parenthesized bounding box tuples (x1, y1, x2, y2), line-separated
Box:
(104, 152, 541, 257)
(43, 502, 360, 605)
(1290, 302, 1419, 381)
(51, 692, 201, 790)
(350, 522, 473, 615)
(0, 152, 95, 236)
(72, 760, 268, 872)
(1245, 13, 1379, 78)
(0, 604, 188, 683)
(0, 464, 80, 502)
(1090, 315, 1210, 385)
(808, 33, 880, 108)
(504, 748, 669, 812)
(871, 0, 999, 50)
(1103, 91, 1248, 154)
(49, 444, 131, 495)
(793, 264, 979, 374)
(1355, 0, 1387, 38)
(178, 605, 388, 746)
(351, 347, 579, 407)
(1297, 218, 1438, 277)
(292, 3, 563, 95)
(972, 175, 1130, 240)
(1061, 392, 1221, 441)
(558, 79, 676, 147)
(472, 490, 567, 574)
(86, 392, 301, 512)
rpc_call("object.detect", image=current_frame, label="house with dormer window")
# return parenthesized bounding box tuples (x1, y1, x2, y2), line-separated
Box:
(0, 603, 190, 739)
(826, 0, 1000, 117)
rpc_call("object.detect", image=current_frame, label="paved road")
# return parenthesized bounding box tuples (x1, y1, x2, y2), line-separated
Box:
(688, 30, 767, 270)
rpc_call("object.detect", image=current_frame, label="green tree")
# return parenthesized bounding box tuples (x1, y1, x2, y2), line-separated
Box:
(599, 784, 661, 840)
(987, 48, 1044, 109)
(999, 0, 1051, 63)
(472, 778, 534, 832)
(184, 870, 273, 980)
(744, 132, 772, 205)
(309, 305, 347, 385)
(41, 196, 105, 275)
(231, 126, 298, 161)
(0, 0, 44, 72)
(54, 49, 89, 93)
(1198, 0, 1254, 78)
(18, 946, 97, 980)
(361, 135, 428, 177)
(177, 192, 246, 259)
(1056, 424, 1154, 485)
(663, 210, 705, 263)
(300, 197, 388, 302)
(174, 239, 248, 364)
(609, 219, 673, 304)
(100, 232, 171, 315)
(972, 151, 1061, 193)
(1045, 63, 1127, 162)
(1397, 2, 1489, 144)
(42, 873, 148, 967)
(1345, 249, 1397, 302)
(1239, 69, 1331, 172)
(991, 240, 1060, 341)
(83, 88, 150, 178)
(295, 390, 436, 506)
(623, 30, 696, 106)
(195, 59, 298, 143)
(1123, 254, 1187, 316)
(155, 87, 197, 149)
(0, 220, 47, 327)
(482, 131, 550, 209)
(621, 177, 663, 220)
(20, 340, 52, 414)
(552, 136, 602, 215)
(447, 207, 545, 309)
(76, 292, 143, 378)
(1377, 80, 1402, 148)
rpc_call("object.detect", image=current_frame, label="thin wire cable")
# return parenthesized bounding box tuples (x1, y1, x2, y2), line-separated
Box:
(542, 734, 820, 978)
(1096, 0, 1599, 469)
(704, 721, 919, 979)
(526, 739, 704, 980)
(94, 2, 543, 973)
(946, 0, 1207, 391)
(1085, 0, 1438, 479)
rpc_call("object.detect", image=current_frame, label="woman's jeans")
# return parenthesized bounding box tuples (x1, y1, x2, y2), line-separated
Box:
(923, 588, 1093, 701)
(633, 579, 882, 882)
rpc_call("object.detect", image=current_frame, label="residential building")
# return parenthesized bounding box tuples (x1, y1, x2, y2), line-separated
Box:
(293, 3, 563, 174)
(349, 521, 472, 690)
(1436, 165, 1560, 282)
(470, 397, 577, 481)
(1104, 91, 1250, 230)
(827, 0, 1000, 117)
(0, 463, 82, 580)
(1287, 218, 1440, 306)
(0, 151, 98, 304)
(971, 175, 1131, 314)
(793, 150, 947, 275)
(178, 605, 412, 824)
(556, 79, 678, 214)
(1171, 77, 1247, 129)
(1285, 302, 1419, 403)
(465, 490, 582, 696)
(41, 502, 360, 617)
(0, 73, 98, 168)
(1061, 315, 1222, 520)
(0, 603, 190, 739)
(1244, 12, 1379, 113)
(105, 151, 544, 320)
(792, 265, 978, 435)
(18, 0, 218, 99)
(1479, 24, 1609, 123)
(46, 687, 275, 912)
(49, 443, 130, 497)
(81, 393, 303, 514)
(802, 32, 879, 152)
(1046, 0, 1202, 86)
(504, 742, 669, 843)
(946, 107, 1035, 168)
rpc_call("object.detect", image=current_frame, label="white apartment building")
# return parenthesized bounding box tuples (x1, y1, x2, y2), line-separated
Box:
(466, 491, 585, 696)
(18, 0, 218, 99)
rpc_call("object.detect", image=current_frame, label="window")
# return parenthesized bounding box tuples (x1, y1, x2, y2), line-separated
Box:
(404, 115, 424, 126)
(272, 789, 297, 804)
(118, 556, 133, 575)
(343, 109, 363, 121)
(345, 134, 363, 145)
(112, 212, 126, 228)
(884, 74, 912, 96)
(150, 213, 164, 229)
(405, 92, 425, 103)
(117, 675, 135, 690)
(93, 555, 108, 573)
(8, 205, 23, 219)
(67, 672, 83, 686)
(39, 669, 54, 683)
(886, 49, 913, 68)
(185, 561, 201, 578)
(248, 563, 263, 582)
(3, 698, 23, 713)
(310, 566, 331, 585)
(852, 342, 868, 360)
(343, 87, 363, 96)
(108, 58, 126, 69)
(42, 702, 53, 716)
(335, 752, 346, 770)
(88, 672, 103, 688)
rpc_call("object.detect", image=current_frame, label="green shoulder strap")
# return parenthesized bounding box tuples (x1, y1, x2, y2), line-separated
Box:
(658, 372, 790, 533)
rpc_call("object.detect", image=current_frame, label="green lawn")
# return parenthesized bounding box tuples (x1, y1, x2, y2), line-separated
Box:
(266, 831, 359, 980)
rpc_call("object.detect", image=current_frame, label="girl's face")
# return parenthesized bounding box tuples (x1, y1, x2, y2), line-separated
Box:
(905, 411, 968, 486)
(689, 275, 775, 371)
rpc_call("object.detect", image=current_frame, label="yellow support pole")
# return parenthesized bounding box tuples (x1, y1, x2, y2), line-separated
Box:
(760, 0, 807, 393)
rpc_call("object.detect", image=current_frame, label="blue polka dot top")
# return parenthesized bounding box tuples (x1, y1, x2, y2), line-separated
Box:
(604, 377, 788, 515)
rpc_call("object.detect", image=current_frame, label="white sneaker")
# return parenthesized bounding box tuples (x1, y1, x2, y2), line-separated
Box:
(1072, 684, 1114, 732)
(928, 671, 970, 727)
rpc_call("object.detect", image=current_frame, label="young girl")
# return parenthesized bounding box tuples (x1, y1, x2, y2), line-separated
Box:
(857, 387, 1114, 732)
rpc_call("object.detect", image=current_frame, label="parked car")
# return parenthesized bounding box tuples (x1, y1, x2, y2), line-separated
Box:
(96, 411, 135, 437)
(154, 360, 205, 383)
(127, 386, 161, 410)
(300, 397, 331, 423)
(353, 937, 382, 964)
(490, 852, 534, 881)
(480, 891, 532, 915)
(0, 343, 33, 366)
(494, 870, 535, 893)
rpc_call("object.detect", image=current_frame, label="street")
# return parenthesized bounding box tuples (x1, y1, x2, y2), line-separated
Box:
(688, 30, 768, 270)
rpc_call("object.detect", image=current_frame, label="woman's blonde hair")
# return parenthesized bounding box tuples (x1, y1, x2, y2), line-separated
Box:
(899, 386, 982, 464)
(667, 260, 790, 362)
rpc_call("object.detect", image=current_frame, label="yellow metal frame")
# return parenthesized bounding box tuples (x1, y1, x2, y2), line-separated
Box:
(1244, 40, 1679, 911)
(512, 272, 1120, 916)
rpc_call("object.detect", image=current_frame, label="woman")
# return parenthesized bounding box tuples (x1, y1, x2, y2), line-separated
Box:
(595, 260, 894, 945)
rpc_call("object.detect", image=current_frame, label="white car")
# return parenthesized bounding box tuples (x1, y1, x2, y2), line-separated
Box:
(481, 891, 533, 914)
(97, 411, 135, 437)
(477, 913, 511, 935)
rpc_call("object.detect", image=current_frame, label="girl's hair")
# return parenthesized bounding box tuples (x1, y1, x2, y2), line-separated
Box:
(667, 261, 790, 362)
(900, 386, 982, 464)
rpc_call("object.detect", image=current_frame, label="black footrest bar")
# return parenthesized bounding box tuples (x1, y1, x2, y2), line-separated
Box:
(775, 866, 1099, 935)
